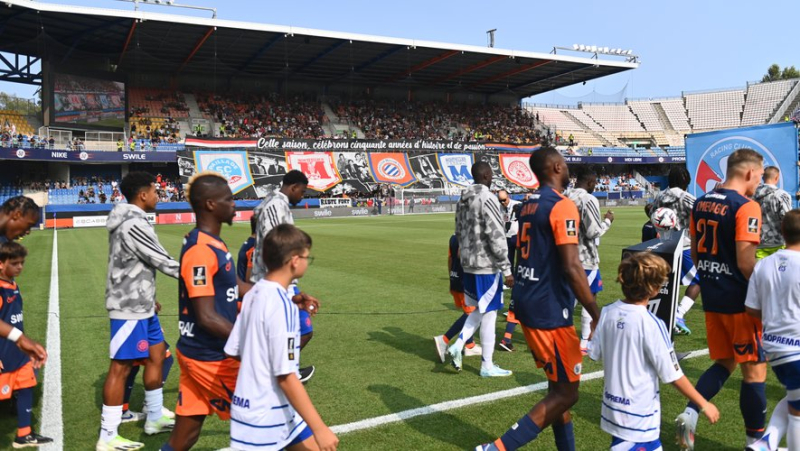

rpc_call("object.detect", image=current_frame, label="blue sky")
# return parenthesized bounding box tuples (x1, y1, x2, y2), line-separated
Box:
(5, 0, 798, 104)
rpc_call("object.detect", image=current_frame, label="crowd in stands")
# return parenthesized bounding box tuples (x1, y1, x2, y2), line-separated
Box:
(129, 91, 189, 117)
(197, 93, 325, 139)
(332, 99, 542, 143)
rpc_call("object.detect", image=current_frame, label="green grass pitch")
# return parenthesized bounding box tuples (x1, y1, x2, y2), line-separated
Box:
(0, 207, 787, 449)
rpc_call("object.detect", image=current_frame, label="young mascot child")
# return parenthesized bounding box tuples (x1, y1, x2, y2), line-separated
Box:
(589, 252, 719, 450)
(225, 224, 337, 451)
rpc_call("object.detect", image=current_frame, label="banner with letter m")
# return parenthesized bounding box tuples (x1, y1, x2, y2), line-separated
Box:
(193, 151, 254, 195)
(437, 153, 474, 186)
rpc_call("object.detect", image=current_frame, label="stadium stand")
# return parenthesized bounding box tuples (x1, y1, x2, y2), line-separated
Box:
(627, 100, 663, 131)
(684, 88, 745, 130)
(741, 79, 798, 126)
(581, 104, 645, 132)
(128, 88, 189, 118)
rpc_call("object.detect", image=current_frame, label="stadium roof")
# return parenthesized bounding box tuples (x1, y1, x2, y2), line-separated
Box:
(0, 0, 638, 98)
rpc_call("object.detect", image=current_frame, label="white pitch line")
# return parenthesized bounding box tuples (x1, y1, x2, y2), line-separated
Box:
(41, 229, 63, 450)
(331, 348, 710, 435)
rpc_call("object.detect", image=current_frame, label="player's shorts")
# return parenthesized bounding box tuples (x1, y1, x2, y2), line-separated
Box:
(300, 309, 313, 336)
(586, 269, 603, 294)
(109, 316, 165, 360)
(610, 436, 662, 451)
(770, 356, 800, 410)
(680, 249, 699, 286)
(705, 312, 765, 363)
(756, 246, 785, 260)
(175, 349, 239, 419)
(132, 339, 172, 367)
(0, 361, 36, 400)
(450, 290, 476, 314)
(286, 424, 314, 447)
(463, 272, 503, 313)
(521, 325, 582, 383)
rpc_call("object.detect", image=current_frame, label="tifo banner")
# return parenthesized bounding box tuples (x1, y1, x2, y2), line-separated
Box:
(194, 151, 255, 195)
(286, 151, 342, 192)
(367, 153, 417, 187)
(499, 154, 539, 189)
(186, 136, 511, 152)
(685, 123, 799, 199)
(437, 153, 474, 186)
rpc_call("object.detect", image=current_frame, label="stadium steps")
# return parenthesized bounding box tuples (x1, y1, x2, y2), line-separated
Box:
(562, 111, 614, 146)
(184, 94, 202, 118)
(771, 84, 800, 124)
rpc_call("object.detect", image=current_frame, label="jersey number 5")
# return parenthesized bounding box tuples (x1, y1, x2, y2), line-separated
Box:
(518, 222, 531, 260)
(696, 219, 719, 255)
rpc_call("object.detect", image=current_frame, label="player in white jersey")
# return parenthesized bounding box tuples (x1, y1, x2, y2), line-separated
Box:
(745, 209, 800, 451)
(567, 167, 614, 353)
(650, 166, 699, 335)
(589, 253, 718, 450)
(225, 224, 337, 451)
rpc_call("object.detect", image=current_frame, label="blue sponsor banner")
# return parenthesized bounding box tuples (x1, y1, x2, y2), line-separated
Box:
(685, 123, 799, 203)
(562, 155, 686, 164)
(437, 153, 474, 186)
(0, 148, 176, 162)
(193, 150, 255, 195)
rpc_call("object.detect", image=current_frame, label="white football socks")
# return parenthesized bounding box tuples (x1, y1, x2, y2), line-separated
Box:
(788, 414, 800, 450)
(100, 404, 123, 442)
(676, 296, 695, 319)
(580, 306, 592, 344)
(453, 310, 482, 353)
(145, 388, 164, 422)
(762, 396, 788, 450)
(480, 310, 497, 370)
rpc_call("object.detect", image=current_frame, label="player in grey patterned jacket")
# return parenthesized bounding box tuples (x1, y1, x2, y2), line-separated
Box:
(447, 162, 514, 378)
(99, 172, 179, 451)
(754, 166, 792, 259)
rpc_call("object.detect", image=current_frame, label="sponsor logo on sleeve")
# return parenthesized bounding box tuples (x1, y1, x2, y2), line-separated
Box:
(288, 337, 296, 361)
(748, 217, 759, 234)
(566, 219, 577, 237)
(192, 266, 207, 286)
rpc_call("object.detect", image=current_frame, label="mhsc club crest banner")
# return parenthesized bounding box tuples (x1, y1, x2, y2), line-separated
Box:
(499, 154, 539, 189)
(437, 153, 474, 186)
(367, 153, 417, 186)
(286, 151, 342, 192)
(193, 150, 254, 195)
(685, 122, 799, 202)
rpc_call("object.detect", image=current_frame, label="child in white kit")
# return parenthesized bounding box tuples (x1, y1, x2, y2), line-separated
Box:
(745, 209, 800, 451)
(589, 252, 719, 450)
(225, 224, 338, 451)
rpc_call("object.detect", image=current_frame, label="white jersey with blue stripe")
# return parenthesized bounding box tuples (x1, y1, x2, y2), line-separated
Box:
(745, 249, 800, 365)
(588, 300, 683, 443)
(224, 279, 305, 450)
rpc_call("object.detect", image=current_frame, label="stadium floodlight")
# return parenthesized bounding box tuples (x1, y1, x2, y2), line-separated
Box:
(603, 47, 609, 53)
(627, 50, 633, 55)
(579, 45, 586, 51)
(590, 45, 597, 52)
(573, 44, 579, 50)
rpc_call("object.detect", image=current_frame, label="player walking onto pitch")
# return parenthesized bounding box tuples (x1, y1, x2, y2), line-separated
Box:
(249, 170, 316, 383)
(446, 162, 513, 378)
(98, 172, 178, 451)
(225, 224, 337, 451)
(567, 167, 614, 353)
(675, 149, 766, 450)
(744, 209, 800, 451)
(160, 173, 238, 451)
(753, 166, 792, 260)
(650, 166, 700, 336)
(476, 147, 600, 451)
(433, 234, 482, 363)
(590, 252, 719, 451)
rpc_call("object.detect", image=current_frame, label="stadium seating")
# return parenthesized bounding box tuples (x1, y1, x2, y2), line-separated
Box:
(128, 88, 189, 118)
(658, 98, 692, 131)
(685, 89, 745, 130)
(627, 101, 663, 131)
(581, 104, 645, 132)
(741, 79, 798, 127)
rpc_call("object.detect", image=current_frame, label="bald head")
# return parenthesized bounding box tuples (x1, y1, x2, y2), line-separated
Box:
(472, 162, 493, 187)
(529, 146, 568, 189)
(187, 173, 229, 213)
